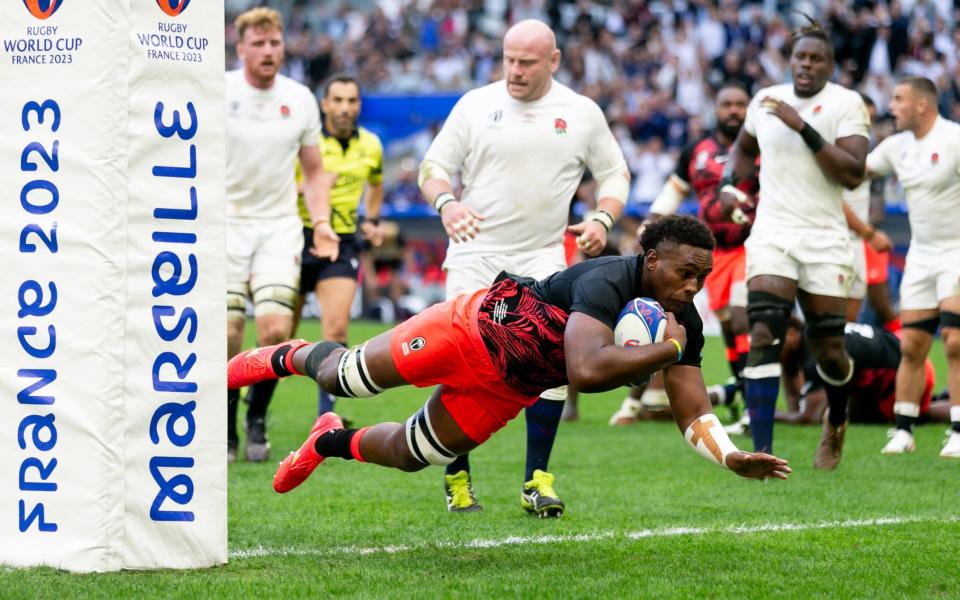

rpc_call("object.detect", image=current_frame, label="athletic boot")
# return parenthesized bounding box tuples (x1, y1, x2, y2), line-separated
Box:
(244, 416, 270, 463)
(273, 412, 343, 493)
(814, 413, 847, 470)
(443, 470, 482, 513)
(521, 469, 565, 518)
(228, 339, 309, 389)
(881, 428, 916, 454)
(939, 430, 960, 458)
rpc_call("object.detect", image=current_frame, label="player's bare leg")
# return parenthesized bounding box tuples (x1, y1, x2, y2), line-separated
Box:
(314, 276, 357, 415)
(743, 275, 796, 453)
(885, 308, 938, 454)
(799, 290, 853, 470)
(938, 297, 960, 457)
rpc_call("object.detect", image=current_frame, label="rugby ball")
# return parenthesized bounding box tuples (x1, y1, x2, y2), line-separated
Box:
(615, 298, 667, 348)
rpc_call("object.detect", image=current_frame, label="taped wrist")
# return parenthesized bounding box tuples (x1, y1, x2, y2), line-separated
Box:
(590, 210, 615, 233)
(684, 414, 739, 468)
(434, 192, 456, 214)
(800, 122, 825, 152)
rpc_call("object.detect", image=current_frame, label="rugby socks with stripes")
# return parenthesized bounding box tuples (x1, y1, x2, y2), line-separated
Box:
(314, 427, 369, 461)
(524, 396, 565, 481)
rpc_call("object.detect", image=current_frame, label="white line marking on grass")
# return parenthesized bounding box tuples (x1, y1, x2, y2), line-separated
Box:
(230, 515, 959, 560)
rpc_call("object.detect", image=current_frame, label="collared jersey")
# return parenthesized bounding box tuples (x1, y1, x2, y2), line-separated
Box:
(297, 125, 384, 234)
(423, 79, 628, 259)
(744, 82, 870, 234)
(866, 116, 960, 250)
(225, 69, 321, 219)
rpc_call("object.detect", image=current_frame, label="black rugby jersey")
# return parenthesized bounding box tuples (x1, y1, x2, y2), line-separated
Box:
(476, 255, 705, 396)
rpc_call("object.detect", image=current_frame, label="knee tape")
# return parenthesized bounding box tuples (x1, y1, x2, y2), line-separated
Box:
(335, 344, 383, 398)
(940, 311, 960, 330)
(227, 288, 248, 318)
(405, 405, 457, 466)
(805, 312, 846, 339)
(251, 282, 298, 317)
(904, 316, 939, 334)
(746, 291, 792, 343)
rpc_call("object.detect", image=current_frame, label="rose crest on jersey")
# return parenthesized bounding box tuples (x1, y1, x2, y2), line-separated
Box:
(554, 118, 567, 135)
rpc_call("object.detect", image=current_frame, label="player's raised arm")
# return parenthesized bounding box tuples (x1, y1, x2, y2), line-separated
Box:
(664, 364, 792, 480)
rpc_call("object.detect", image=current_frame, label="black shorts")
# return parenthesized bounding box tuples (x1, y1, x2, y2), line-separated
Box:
(300, 227, 362, 294)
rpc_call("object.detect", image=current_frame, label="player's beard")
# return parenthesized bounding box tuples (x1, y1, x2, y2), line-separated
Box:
(718, 118, 743, 139)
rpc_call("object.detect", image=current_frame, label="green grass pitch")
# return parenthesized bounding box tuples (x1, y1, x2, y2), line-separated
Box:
(6, 320, 960, 598)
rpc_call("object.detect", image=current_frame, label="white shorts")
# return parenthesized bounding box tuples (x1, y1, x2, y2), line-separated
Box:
(849, 236, 867, 300)
(900, 245, 960, 310)
(443, 245, 567, 300)
(227, 214, 303, 299)
(745, 230, 854, 298)
(444, 244, 568, 400)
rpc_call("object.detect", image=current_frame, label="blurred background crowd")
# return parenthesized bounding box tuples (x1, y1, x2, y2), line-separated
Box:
(223, 0, 960, 319)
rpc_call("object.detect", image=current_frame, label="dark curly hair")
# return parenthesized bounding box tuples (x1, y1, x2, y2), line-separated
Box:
(790, 12, 833, 59)
(640, 215, 715, 253)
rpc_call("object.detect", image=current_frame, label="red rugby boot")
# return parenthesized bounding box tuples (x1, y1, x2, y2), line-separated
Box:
(227, 339, 309, 390)
(273, 412, 344, 493)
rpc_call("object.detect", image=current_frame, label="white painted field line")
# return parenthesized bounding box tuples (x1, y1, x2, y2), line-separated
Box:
(230, 514, 959, 560)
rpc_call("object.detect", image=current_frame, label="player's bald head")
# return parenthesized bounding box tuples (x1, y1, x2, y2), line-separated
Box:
(502, 19, 560, 101)
(503, 19, 556, 55)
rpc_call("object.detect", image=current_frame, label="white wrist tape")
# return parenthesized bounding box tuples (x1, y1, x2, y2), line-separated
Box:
(434, 192, 456, 213)
(684, 414, 739, 468)
(720, 184, 748, 203)
(591, 210, 615, 232)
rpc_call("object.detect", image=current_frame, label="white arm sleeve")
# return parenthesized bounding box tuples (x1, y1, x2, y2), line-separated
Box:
(865, 136, 896, 177)
(649, 174, 690, 215)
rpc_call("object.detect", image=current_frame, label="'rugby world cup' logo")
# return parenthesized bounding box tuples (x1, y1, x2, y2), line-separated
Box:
(22, 0, 64, 19)
(156, 0, 191, 16)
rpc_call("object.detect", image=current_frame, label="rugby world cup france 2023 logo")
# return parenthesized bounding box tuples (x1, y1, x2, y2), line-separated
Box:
(22, 0, 64, 19)
(156, 0, 191, 17)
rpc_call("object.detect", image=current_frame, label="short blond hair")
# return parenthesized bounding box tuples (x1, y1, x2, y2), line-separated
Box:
(235, 7, 283, 40)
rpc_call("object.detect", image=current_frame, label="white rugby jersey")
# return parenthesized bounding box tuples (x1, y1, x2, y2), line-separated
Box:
(225, 69, 321, 219)
(867, 116, 960, 250)
(744, 82, 870, 234)
(422, 79, 627, 258)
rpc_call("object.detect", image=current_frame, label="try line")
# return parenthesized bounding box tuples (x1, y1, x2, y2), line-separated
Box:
(230, 514, 959, 560)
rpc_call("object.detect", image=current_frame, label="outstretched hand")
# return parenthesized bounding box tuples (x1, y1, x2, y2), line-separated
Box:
(725, 451, 792, 480)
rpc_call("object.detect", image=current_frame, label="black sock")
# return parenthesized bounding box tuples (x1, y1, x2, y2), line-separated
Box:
(952, 421, 960, 433)
(303, 341, 346, 381)
(314, 428, 358, 460)
(524, 397, 564, 481)
(895, 414, 917, 433)
(823, 380, 849, 427)
(246, 379, 278, 421)
(227, 389, 239, 445)
(445, 453, 470, 476)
